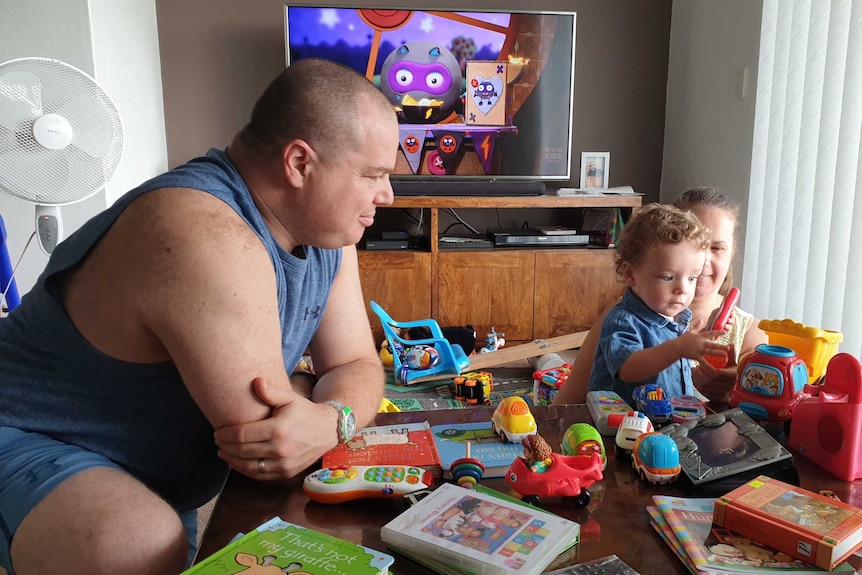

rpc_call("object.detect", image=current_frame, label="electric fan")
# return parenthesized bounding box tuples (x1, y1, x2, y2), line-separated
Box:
(0, 57, 124, 255)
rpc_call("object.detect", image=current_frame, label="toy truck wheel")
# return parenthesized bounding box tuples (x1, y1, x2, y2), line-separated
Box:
(522, 494, 540, 506)
(574, 488, 591, 508)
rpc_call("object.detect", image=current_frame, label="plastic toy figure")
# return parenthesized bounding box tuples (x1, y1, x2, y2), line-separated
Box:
(505, 449, 604, 507)
(614, 411, 654, 456)
(522, 434, 553, 473)
(479, 327, 505, 353)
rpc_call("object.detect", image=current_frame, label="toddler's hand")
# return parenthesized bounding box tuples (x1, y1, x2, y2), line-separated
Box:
(678, 329, 732, 365)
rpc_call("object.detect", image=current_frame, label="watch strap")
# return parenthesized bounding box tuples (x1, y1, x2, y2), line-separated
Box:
(323, 400, 353, 444)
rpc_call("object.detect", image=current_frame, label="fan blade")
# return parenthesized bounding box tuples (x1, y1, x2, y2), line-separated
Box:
(0, 147, 70, 204)
(0, 69, 43, 131)
(56, 94, 119, 159)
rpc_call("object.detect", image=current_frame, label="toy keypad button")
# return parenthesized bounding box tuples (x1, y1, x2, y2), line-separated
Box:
(345, 467, 359, 479)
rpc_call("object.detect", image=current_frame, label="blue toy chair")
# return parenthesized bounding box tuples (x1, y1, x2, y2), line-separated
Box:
(370, 300, 470, 385)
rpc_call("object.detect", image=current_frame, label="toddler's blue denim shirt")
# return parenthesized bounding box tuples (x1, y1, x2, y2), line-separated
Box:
(588, 288, 693, 400)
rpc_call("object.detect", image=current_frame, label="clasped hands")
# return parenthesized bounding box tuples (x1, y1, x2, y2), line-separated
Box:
(213, 376, 336, 481)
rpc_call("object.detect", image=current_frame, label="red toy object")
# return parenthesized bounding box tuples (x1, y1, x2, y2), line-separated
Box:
(789, 353, 862, 481)
(704, 287, 741, 368)
(504, 451, 603, 507)
(729, 344, 810, 423)
(532, 363, 572, 405)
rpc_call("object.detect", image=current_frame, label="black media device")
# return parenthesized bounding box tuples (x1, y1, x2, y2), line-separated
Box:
(284, 7, 577, 197)
(488, 228, 589, 247)
(365, 239, 408, 250)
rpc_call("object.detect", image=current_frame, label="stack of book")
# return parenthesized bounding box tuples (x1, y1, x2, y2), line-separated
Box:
(183, 516, 394, 574)
(647, 481, 861, 574)
(381, 483, 580, 575)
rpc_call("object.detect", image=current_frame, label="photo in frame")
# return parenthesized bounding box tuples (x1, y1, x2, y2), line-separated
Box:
(580, 152, 611, 189)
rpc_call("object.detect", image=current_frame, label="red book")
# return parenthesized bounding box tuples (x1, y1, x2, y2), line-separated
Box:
(321, 420, 442, 478)
(713, 475, 862, 570)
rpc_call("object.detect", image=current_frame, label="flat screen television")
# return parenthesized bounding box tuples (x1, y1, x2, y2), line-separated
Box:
(284, 6, 576, 195)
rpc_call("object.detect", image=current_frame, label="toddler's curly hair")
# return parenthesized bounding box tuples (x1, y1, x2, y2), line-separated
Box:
(522, 434, 553, 461)
(614, 203, 711, 278)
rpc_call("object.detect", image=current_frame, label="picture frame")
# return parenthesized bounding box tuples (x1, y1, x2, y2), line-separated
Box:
(580, 152, 611, 189)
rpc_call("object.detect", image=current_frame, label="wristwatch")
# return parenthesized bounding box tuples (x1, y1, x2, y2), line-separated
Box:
(323, 400, 356, 444)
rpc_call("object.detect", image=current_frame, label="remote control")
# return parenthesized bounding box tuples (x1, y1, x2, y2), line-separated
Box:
(586, 390, 633, 436)
(303, 465, 434, 504)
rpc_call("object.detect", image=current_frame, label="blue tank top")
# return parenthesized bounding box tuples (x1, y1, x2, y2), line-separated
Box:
(0, 149, 341, 512)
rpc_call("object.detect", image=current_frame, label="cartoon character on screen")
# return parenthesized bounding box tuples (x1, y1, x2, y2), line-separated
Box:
(380, 41, 464, 124)
(522, 434, 553, 473)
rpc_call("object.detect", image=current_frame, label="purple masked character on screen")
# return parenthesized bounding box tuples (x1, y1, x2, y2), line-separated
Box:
(380, 41, 463, 124)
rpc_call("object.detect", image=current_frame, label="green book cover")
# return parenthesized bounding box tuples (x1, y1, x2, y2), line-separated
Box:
(184, 516, 394, 575)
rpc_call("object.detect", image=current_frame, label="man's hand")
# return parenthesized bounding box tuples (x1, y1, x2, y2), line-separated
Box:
(213, 377, 337, 481)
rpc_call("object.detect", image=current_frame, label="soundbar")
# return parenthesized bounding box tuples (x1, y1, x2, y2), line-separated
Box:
(391, 180, 547, 197)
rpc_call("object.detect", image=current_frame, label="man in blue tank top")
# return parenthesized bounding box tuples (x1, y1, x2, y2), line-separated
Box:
(0, 59, 399, 573)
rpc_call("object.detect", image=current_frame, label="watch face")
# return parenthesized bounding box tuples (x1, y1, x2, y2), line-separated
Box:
(344, 409, 356, 439)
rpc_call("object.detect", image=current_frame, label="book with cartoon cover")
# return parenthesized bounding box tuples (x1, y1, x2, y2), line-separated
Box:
(381, 482, 579, 575)
(430, 421, 524, 479)
(651, 496, 854, 574)
(322, 420, 441, 478)
(183, 516, 394, 575)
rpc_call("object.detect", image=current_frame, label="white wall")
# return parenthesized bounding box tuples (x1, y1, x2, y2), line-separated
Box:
(660, 0, 763, 297)
(0, 0, 166, 296)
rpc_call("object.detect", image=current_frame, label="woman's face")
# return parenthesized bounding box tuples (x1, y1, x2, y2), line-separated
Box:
(693, 206, 736, 301)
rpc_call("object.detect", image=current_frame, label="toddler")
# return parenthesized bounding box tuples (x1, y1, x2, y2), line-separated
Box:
(588, 204, 730, 399)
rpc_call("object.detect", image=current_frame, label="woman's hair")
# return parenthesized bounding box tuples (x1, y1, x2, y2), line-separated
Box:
(522, 434, 553, 461)
(614, 203, 711, 278)
(673, 186, 741, 294)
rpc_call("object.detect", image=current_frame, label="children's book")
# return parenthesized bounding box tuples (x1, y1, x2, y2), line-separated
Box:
(430, 421, 524, 479)
(182, 516, 394, 575)
(381, 482, 580, 575)
(647, 505, 696, 574)
(322, 420, 442, 478)
(714, 475, 862, 571)
(651, 496, 854, 575)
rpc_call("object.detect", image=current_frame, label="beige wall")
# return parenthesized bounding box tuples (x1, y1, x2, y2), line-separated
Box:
(155, 0, 672, 202)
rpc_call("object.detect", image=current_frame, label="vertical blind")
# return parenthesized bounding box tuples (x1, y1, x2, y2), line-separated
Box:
(742, 0, 861, 358)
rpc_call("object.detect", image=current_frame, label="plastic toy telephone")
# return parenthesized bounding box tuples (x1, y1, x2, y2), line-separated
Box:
(708, 287, 740, 331)
(704, 287, 740, 368)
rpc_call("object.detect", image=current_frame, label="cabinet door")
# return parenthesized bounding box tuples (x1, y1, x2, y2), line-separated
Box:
(358, 251, 432, 344)
(534, 250, 624, 338)
(438, 251, 535, 344)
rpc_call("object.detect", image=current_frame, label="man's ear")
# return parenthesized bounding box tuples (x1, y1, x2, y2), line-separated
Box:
(621, 261, 637, 287)
(282, 140, 316, 187)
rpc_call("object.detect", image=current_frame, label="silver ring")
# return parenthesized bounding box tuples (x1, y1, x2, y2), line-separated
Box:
(258, 458, 265, 473)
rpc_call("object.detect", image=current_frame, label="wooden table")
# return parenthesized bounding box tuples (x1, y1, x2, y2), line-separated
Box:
(196, 405, 862, 573)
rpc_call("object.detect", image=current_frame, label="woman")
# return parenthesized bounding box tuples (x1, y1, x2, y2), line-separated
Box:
(551, 186, 768, 405)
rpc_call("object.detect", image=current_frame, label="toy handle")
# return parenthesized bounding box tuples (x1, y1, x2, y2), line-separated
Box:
(708, 287, 740, 331)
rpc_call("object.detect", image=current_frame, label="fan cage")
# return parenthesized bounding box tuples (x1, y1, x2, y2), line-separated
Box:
(0, 57, 124, 205)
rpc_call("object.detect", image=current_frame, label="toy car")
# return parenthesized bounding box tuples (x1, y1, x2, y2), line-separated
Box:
(614, 411, 654, 456)
(730, 344, 810, 423)
(491, 396, 537, 443)
(561, 422, 606, 470)
(505, 451, 604, 507)
(631, 432, 681, 484)
(632, 384, 672, 425)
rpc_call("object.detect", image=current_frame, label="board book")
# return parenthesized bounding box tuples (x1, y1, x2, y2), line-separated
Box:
(650, 496, 853, 574)
(381, 482, 580, 575)
(714, 476, 862, 571)
(182, 516, 394, 575)
(430, 421, 524, 479)
(322, 420, 442, 478)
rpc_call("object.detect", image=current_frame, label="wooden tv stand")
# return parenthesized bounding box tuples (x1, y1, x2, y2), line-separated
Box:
(358, 193, 643, 347)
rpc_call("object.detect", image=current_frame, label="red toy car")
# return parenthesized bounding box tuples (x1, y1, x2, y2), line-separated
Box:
(504, 451, 603, 507)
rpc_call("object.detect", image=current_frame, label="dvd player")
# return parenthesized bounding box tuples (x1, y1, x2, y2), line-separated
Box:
(488, 228, 590, 247)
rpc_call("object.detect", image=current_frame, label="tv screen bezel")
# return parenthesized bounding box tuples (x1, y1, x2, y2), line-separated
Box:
(283, 4, 577, 183)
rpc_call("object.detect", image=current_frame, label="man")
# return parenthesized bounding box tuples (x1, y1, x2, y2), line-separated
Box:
(0, 59, 399, 574)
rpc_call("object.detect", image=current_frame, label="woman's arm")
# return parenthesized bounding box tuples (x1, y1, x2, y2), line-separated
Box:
(551, 302, 614, 405)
